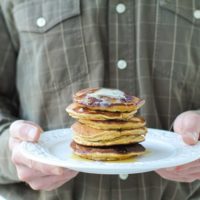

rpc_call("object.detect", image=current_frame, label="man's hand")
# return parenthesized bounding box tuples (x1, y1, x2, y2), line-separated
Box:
(9, 120, 78, 191)
(156, 111, 200, 182)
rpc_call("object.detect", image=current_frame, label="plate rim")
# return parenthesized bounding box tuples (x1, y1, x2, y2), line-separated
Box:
(20, 128, 200, 174)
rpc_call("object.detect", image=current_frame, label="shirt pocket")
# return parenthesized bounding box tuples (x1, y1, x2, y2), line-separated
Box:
(13, 0, 88, 92)
(160, 0, 200, 26)
(154, 0, 200, 79)
(153, 0, 200, 80)
(153, 0, 200, 109)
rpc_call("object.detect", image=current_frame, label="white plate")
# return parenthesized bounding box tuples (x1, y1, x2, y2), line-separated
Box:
(21, 128, 200, 175)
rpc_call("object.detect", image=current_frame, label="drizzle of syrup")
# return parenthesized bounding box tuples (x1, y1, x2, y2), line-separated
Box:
(71, 153, 149, 163)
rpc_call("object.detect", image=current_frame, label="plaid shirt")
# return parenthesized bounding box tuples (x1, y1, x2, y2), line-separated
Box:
(0, 0, 200, 199)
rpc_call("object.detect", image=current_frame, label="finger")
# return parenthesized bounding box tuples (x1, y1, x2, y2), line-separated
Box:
(29, 175, 64, 190)
(10, 120, 43, 142)
(172, 159, 200, 171)
(173, 111, 200, 145)
(155, 169, 195, 182)
(44, 179, 70, 191)
(16, 164, 78, 182)
(12, 146, 64, 175)
(28, 170, 78, 191)
(43, 172, 78, 191)
(160, 162, 200, 180)
(16, 165, 47, 181)
(183, 173, 200, 181)
(181, 132, 199, 145)
(173, 167, 200, 176)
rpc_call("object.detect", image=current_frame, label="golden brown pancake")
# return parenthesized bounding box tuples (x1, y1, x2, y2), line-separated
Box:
(73, 88, 145, 112)
(66, 103, 136, 120)
(71, 122, 147, 146)
(74, 134, 145, 146)
(71, 141, 146, 161)
(79, 116, 146, 130)
(67, 87, 147, 161)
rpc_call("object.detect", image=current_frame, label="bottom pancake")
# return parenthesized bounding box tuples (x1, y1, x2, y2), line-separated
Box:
(71, 141, 146, 161)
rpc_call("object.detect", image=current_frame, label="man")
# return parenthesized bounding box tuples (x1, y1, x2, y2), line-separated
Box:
(0, 0, 200, 199)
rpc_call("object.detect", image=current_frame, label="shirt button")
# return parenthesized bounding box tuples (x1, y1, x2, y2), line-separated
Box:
(116, 3, 126, 14)
(36, 17, 46, 27)
(119, 174, 129, 180)
(193, 10, 200, 19)
(117, 60, 127, 70)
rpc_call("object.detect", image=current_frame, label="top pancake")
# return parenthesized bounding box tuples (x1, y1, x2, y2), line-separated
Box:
(73, 88, 145, 112)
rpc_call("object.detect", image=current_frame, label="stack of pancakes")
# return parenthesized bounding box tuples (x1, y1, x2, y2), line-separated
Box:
(66, 88, 147, 161)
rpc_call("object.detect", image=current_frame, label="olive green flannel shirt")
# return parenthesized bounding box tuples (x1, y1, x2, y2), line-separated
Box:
(0, 0, 200, 199)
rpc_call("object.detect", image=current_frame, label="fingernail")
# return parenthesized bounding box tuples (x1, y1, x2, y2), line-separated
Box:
(52, 168, 63, 175)
(182, 132, 199, 145)
(28, 127, 37, 140)
(189, 132, 199, 142)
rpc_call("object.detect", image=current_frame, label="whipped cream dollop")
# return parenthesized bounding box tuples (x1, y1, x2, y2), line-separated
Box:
(79, 88, 133, 107)
(87, 88, 125, 99)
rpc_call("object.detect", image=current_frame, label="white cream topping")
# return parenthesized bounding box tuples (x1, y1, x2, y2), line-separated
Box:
(88, 88, 125, 99)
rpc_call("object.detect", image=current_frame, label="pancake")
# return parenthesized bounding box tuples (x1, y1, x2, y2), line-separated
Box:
(74, 134, 145, 146)
(66, 103, 136, 120)
(71, 141, 146, 161)
(79, 116, 146, 130)
(67, 87, 147, 161)
(73, 88, 145, 112)
(71, 122, 147, 146)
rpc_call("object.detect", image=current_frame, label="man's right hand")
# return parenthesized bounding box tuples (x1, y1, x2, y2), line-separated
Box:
(9, 120, 78, 191)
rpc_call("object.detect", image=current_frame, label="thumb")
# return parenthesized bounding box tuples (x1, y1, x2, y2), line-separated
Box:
(173, 111, 200, 145)
(10, 120, 43, 142)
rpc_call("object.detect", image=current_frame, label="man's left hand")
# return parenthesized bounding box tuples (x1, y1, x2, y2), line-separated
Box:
(156, 111, 200, 182)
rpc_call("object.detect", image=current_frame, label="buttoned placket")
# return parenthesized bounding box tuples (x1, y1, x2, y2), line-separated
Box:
(114, 2, 131, 180)
(115, 3, 128, 72)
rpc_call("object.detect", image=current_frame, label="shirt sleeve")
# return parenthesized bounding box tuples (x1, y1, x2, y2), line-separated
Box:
(0, 127, 20, 184)
(0, 5, 20, 183)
